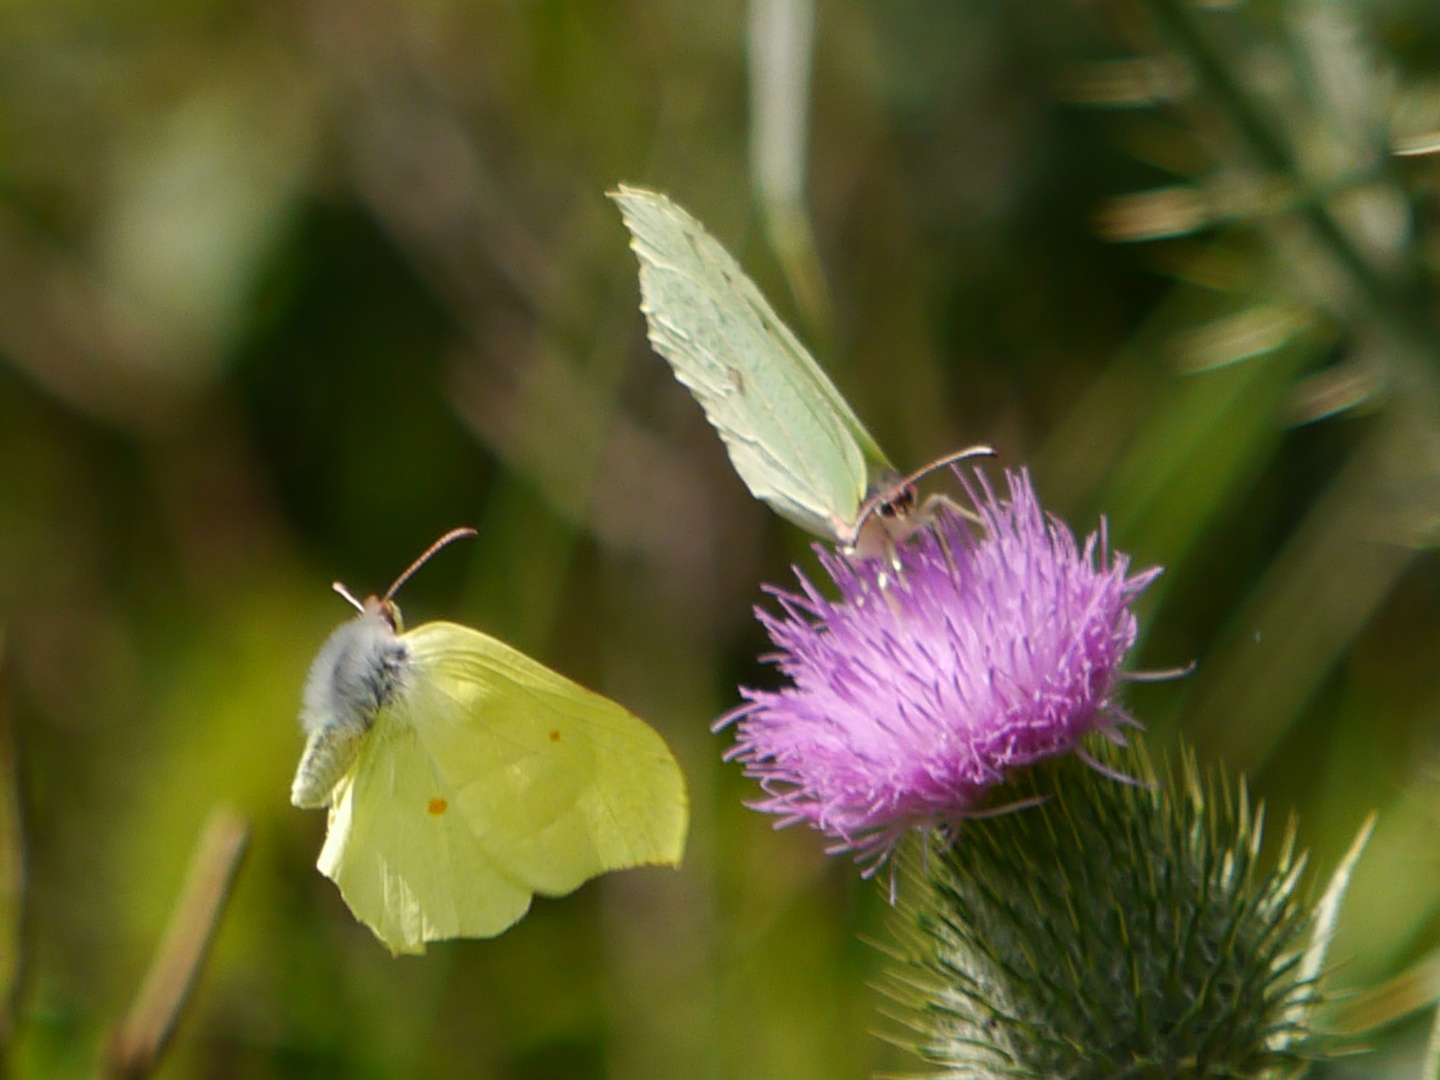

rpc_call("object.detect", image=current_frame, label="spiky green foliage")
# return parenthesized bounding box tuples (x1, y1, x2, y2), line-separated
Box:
(879, 741, 1317, 1080)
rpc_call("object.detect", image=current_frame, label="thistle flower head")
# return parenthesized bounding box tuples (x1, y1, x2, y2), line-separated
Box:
(722, 468, 1161, 862)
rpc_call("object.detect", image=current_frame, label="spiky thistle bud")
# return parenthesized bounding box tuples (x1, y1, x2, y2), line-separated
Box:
(876, 738, 1349, 1079)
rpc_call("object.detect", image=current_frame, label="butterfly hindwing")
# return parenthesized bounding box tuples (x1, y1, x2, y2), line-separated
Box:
(612, 185, 893, 541)
(401, 621, 688, 897)
(317, 705, 534, 954)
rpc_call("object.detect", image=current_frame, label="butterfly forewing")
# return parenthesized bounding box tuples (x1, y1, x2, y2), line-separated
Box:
(317, 710, 534, 954)
(613, 185, 893, 542)
(401, 622, 688, 897)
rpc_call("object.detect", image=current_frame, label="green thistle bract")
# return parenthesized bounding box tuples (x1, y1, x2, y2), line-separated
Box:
(879, 740, 1316, 1079)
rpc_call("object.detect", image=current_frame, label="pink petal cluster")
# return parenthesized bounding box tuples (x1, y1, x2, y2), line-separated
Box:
(722, 469, 1161, 864)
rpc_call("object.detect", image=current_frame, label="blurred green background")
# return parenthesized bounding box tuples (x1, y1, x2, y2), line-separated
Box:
(3, 0, 1440, 1076)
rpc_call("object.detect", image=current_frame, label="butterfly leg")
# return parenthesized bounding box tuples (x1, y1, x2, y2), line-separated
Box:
(915, 491, 982, 528)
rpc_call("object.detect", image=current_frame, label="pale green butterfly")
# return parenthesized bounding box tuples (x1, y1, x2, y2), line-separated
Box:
(611, 185, 991, 555)
(291, 529, 689, 955)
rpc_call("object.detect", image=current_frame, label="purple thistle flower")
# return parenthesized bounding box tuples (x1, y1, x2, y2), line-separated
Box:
(720, 468, 1162, 866)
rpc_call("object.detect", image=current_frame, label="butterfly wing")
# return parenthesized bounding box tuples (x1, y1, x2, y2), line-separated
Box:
(402, 621, 688, 896)
(612, 185, 893, 542)
(316, 708, 534, 955)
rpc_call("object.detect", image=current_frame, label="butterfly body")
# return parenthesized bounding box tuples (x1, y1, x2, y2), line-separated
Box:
(290, 579, 688, 954)
(292, 599, 407, 809)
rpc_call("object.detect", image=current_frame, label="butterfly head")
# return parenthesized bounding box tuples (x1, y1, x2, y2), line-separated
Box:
(331, 584, 404, 633)
(848, 445, 998, 553)
(370, 596, 403, 632)
(874, 481, 917, 521)
(330, 527, 478, 633)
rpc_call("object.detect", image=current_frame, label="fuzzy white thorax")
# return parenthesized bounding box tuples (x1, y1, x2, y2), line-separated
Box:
(290, 609, 411, 808)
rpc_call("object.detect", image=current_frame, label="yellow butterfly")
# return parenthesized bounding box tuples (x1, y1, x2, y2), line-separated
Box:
(291, 529, 689, 954)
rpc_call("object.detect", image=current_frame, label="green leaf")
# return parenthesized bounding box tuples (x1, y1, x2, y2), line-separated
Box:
(0, 631, 23, 1049)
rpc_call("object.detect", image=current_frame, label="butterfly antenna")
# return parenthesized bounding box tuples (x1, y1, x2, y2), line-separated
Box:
(332, 582, 365, 613)
(384, 527, 479, 601)
(850, 444, 997, 543)
(898, 443, 997, 491)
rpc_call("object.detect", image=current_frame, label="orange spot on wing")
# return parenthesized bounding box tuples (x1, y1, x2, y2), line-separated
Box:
(549, 729, 561, 742)
(427, 797, 448, 815)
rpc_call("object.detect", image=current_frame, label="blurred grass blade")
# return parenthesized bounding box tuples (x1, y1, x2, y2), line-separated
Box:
(1425, 1002, 1440, 1080)
(748, 0, 812, 212)
(747, 0, 832, 336)
(1185, 475, 1410, 768)
(94, 61, 317, 372)
(1140, 239, 1256, 293)
(1276, 812, 1374, 1048)
(101, 807, 249, 1080)
(1393, 133, 1440, 158)
(1169, 305, 1313, 374)
(1056, 56, 1192, 108)
(446, 343, 717, 580)
(1186, 391, 1440, 769)
(1331, 947, 1440, 1035)
(1389, 82, 1440, 158)
(0, 630, 23, 1051)
(0, 205, 190, 430)
(1095, 186, 1209, 242)
(1291, 2, 1384, 168)
(1287, 352, 1384, 423)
